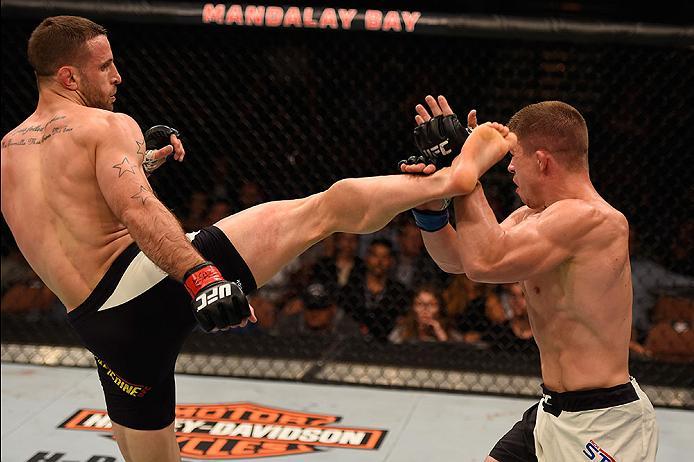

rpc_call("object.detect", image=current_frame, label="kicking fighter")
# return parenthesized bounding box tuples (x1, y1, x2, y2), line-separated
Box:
(1, 17, 514, 461)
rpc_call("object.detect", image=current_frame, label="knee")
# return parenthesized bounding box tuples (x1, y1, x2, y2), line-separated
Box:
(317, 179, 354, 229)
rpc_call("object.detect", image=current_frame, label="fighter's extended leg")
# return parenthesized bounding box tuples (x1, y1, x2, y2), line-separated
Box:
(215, 171, 451, 287)
(216, 124, 512, 288)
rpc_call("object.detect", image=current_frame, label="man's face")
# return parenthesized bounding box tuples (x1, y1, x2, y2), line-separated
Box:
(399, 224, 423, 257)
(507, 143, 543, 209)
(365, 243, 393, 277)
(304, 306, 335, 330)
(335, 233, 358, 256)
(76, 35, 121, 110)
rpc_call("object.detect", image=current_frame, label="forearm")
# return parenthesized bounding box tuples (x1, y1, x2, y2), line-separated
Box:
(452, 186, 505, 280)
(422, 225, 465, 273)
(122, 196, 205, 280)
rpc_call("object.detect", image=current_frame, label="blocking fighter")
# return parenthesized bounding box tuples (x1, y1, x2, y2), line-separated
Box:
(401, 95, 659, 461)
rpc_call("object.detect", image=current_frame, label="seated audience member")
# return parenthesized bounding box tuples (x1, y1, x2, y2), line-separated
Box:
(340, 238, 409, 341)
(276, 282, 360, 337)
(1, 247, 59, 314)
(443, 274, 501, 345)
(204, 199, 234, 228)
(643, 296, 694, 362)
(389, 284, 463, 344)
(311, 232, 364, 288)
(667, 219, 694, 275)
(237, 180, 265, 211)
(629, 227, 694, 344)
(394, 219, 445, 287)
(181, 190, 209, 232)
(495, 283, 535, 350)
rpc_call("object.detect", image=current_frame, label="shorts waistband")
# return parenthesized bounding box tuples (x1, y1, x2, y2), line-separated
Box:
(67, 242, 140, 323)
(541, 380, 639, 415)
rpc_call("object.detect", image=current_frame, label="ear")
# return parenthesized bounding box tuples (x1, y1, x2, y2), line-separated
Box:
(56, 66, 79, 90)
(535, 149, 552, 174)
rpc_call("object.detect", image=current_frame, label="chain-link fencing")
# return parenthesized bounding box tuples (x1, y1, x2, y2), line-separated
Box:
(2, 7, 693, 408)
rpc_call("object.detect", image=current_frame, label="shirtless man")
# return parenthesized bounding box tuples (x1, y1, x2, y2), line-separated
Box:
(402, 95, 659, 461)
(0, 17, 514, 461)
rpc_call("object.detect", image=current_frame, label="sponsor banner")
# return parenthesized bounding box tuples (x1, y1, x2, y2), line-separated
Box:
(59, 402, 388, 459)
(202, 4, 422, 33)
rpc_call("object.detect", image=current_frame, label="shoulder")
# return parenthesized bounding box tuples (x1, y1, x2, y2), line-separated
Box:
(541, 199, 627, 242)
(87, 110, 141, 137)
(508, 205, 533, 220)
(542, 199, 605, 224)
(94, 109, 140, 131)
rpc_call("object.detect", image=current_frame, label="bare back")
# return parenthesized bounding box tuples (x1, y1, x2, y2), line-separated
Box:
(513, 200, 632, 391)
(1, 104, 135, 309)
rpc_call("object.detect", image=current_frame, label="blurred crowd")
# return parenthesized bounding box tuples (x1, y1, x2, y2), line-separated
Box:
(2, 180, 693, 362)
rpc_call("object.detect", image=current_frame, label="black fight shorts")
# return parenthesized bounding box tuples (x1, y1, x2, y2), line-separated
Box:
(67, 226, 256, 430)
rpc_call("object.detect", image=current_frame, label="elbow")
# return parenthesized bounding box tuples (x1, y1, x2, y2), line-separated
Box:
(464, 261, 496, 283)
(437, 260, 465, 274)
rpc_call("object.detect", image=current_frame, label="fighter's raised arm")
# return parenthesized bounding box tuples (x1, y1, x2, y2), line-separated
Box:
(94, 112, 202, 280)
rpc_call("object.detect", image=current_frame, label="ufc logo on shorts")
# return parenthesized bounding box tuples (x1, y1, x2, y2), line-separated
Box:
(195, 283, 232, 311)
(423, 140, 452, 157)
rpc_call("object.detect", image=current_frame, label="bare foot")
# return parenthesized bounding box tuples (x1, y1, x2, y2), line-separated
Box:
(446, 123, 517, 195)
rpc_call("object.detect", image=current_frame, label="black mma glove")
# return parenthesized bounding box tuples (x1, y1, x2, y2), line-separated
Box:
(183, 262, 251, 332)
(143, 125, 180, 174)
(398, 114, 472, 171)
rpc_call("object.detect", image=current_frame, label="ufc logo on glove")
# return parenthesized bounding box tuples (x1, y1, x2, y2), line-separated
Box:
(422, 141, 452, 157)
(195, 283, 232, 311)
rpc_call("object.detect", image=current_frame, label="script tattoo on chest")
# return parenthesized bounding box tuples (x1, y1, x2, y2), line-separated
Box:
(2, 115, 73, 148)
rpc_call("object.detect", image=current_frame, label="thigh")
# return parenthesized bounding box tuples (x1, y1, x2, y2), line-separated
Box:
(112, 420, 180, 462)
(489, 403, 539, 462)
(69, 276, 192, 430)
(213, 195, 329, 288)
(536, 400, 657, 462)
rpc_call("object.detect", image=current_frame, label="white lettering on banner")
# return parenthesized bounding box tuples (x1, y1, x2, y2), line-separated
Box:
(202, 4, 421, 32)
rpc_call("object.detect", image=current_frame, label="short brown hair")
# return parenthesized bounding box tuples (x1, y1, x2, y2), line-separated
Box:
(508, 101, 589, 170)
(28, 16, 107, 76)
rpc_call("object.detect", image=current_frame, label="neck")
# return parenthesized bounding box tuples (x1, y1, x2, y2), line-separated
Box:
(37, 82, 88, 110)
(366, 273, 386, 286)
(540, 170, 599, 208)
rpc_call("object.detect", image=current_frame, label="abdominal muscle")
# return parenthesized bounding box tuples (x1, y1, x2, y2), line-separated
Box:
(528, 297, 631, 392)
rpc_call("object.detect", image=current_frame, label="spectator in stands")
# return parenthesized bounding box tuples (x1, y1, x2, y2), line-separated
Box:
(443, 274, 501, 346)
(667, 219, 694, 275)
(357, 215, 403, 259)
(629, 227, 694, 346)
(340, 238, 409, 341)
(181, 191, 209, 232)
(276, 281, 360, 337)
(204, 199, 233, 227)
(393, 219, 444, 287)
(311, 232, 364, 288)
(1, 247, 59, 314)
(644, 296, 694, 363)
(496, 283, 534, 349)
(389, 284, 463, 343)
(237, 180, 265, 211)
